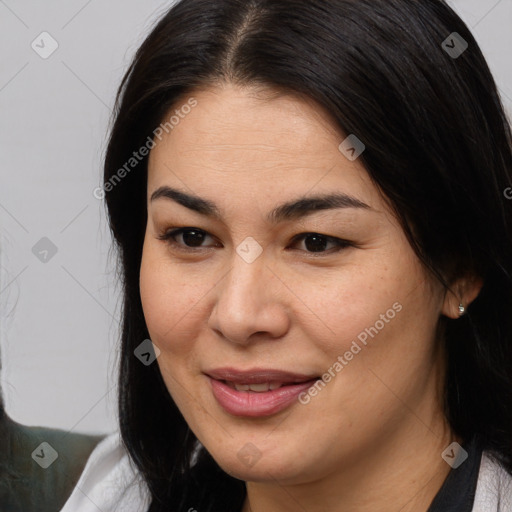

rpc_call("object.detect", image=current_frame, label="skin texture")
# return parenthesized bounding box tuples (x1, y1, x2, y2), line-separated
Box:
(139, 83, 482, 512)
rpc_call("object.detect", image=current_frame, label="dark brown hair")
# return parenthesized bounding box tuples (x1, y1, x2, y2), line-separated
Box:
(103, 1, 512, 510)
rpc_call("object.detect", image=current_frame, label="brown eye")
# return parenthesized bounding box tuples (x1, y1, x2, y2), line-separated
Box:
(157, 228, 218, 251)
(157, 228, 352, 255)
(289, 233, 352, 254)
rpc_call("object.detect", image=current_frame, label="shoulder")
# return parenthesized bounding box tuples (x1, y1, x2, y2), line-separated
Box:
(0, 418, 103, 512)
(472, 451, 512, 512)
(59, 431, 151, 512)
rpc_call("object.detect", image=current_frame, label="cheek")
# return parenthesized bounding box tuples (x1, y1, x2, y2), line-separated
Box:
(296, 251, 436, 390)
(288, 263, 410, 355)
(139, 242, 217, 363)
(139, 248, 204, 405)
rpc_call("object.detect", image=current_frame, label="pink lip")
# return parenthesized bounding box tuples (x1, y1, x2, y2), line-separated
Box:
(205, 367, 319, 417)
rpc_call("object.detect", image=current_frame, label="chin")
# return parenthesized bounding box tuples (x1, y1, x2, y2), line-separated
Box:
(207, 445, 312, 484)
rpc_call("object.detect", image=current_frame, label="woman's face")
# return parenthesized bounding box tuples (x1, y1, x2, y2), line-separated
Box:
(140, 83, 451, 483)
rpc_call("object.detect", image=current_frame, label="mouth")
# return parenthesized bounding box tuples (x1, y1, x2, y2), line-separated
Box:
(205, 368, 320, 417)
(224, 381, 291, 392)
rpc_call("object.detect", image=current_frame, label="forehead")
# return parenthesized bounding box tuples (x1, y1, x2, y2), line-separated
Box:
(146, 83, 380, 212)
(152, 85, 337, 154)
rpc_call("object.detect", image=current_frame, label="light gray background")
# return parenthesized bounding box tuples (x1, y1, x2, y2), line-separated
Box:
(0, 0, 510, 436)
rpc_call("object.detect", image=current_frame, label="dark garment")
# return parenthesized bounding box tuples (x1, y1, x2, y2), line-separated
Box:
(0, 415, 104, 512)
(427, 437, 483, 512)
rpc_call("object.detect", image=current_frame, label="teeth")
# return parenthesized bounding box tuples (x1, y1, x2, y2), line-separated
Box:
(248, 383, 271, 392)
(231, 382, 283, 392)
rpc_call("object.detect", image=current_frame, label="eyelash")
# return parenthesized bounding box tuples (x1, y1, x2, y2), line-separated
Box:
(156, 227, 353, 256)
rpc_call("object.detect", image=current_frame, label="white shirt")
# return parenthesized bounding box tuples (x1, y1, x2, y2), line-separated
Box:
(472, 451, 512, 511)
(59, 433, 150, 512)
(61, 432, 512, 512)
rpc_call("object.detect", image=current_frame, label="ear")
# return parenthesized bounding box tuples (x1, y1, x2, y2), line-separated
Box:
(441, 274, 484, 319)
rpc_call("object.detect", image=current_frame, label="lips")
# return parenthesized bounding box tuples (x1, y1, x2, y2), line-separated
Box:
(206, 367, 318, 385)
(205, 367, 319, 417)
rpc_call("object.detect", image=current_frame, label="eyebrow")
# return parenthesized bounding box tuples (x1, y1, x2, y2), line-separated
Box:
(150, 186, 370, 224)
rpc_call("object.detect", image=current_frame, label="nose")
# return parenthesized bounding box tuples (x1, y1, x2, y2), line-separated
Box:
(208, 252, 290, 346)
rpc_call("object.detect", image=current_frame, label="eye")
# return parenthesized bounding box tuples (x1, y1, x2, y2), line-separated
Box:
(288, 233, 353, 254)
(158, 227, 353, 255)
(157, 227, 219, 252)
